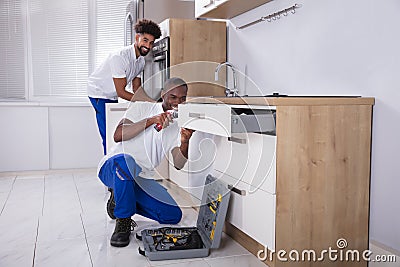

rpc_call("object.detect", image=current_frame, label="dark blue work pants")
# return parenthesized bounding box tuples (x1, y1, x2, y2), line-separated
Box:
(98, 154, 182, 223)
(89, 97, 118, 155)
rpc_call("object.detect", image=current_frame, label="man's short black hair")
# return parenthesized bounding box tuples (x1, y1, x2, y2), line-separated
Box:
(134, 19, 161, 39)
(163, 77, 188, 93)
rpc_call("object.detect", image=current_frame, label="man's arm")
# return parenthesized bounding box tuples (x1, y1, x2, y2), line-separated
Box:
(171, 128, 194, 170)
(114, 77, 155, 102)
(113, 77, 134, 101)
(132, 77, 141, 92)
(113, 113, 173, 143)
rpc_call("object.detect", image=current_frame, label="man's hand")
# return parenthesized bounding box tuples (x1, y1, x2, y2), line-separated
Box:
(171, 128, 195, 170)
(180, 128, 195, 144)
(148, 112, 174, 129)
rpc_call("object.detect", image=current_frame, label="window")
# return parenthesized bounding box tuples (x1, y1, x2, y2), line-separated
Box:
(0, 0, 26, 100)
(0, 0, 130, 101)
(28, 0, 90, 99)
(95, 0, 129, 68)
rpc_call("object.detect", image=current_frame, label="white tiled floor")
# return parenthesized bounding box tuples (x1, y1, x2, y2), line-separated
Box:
(0, 169, 266, 267)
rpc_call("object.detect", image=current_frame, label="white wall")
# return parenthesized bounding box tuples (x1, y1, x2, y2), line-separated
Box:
(144, 0, 195, 23)
(0, 104, 103, 172)
(228, 0, 400, 252)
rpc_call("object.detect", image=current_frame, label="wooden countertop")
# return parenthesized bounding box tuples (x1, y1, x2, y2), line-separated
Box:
(186, 96, 375, 106)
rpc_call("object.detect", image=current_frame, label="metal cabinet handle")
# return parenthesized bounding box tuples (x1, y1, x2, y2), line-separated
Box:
(228, 184, 247, 196)
(203, 0, 214, 8)
(110, 108, 128, 112)
(154, 55, 166, 62)
(189, 112, 205, 119)
(228, 137, 247, 144)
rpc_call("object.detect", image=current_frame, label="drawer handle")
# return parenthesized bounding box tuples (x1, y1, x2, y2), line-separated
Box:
(228, 137, 247, 144)
(189, 112, 205, 119)
(203, 0, 214, 8)
(228, 184, 247, 196)
(109, 108, 128, 112)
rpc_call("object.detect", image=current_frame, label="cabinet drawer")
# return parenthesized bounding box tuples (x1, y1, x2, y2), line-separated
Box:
(178, 103, 276, 137)
(214, 133, 276, 194)
(214, 170, 276, 250)
(178, 103, 231, 136)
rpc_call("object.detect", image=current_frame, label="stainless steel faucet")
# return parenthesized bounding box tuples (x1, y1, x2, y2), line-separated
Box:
(215, 62, 238, 97)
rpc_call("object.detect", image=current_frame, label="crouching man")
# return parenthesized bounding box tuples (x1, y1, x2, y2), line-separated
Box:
(97, 77, 194, 247)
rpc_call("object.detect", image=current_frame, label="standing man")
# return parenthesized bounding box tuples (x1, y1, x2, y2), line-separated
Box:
(88, 19, 161, 155)
(97, 78, 194, 247)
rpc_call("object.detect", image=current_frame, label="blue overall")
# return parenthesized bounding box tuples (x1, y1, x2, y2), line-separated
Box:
(89, 97, 118, 155)
(98, 154, 182, 223)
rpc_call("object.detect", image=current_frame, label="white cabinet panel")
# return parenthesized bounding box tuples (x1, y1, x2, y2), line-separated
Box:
(188, 132, 216, 200)
(195, 0, 217, 18)
(105, 103, 128, 153)
(214, 0, 229, 6)
(215, 170, 275, 250)
(214, 133, 276, 194)
(195, 0, 271, 19)
(0, 107, 49, 172)
(169, 151, 189, 189)
(49, 107, 103, 169)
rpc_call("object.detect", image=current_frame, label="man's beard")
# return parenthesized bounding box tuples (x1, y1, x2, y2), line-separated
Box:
(139, 46, 150, 56)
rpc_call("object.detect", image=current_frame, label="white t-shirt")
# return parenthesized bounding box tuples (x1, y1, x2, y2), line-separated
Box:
(87, 44, 145, 100)
(98, 102, 181, 179)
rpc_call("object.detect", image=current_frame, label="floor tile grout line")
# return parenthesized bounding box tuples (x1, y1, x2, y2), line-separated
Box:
(0, 175, 17, 216)
(80, 213, 94, 267)
(41, 176, 45, 216)
(73, 173, 94, 266)
(72, 173, 85, 214)
(32, 217, 40, 267)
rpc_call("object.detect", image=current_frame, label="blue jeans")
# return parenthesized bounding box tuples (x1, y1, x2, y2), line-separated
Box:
(89, 97, 118, 155)
(98, 154, 182, 223)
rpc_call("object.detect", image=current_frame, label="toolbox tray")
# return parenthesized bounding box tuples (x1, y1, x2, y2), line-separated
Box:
(138, 174, 231, 261)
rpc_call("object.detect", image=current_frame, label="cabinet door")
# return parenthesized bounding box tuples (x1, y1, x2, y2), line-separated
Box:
(168, 151, 189, 190)
(188, 132, 216, 201)
(214, 133, 276, 194)
(105, 103, 128, 153)
(195, 0, 216, 18)
(196, 0, 272, 19)
(216, 171, 276, 250)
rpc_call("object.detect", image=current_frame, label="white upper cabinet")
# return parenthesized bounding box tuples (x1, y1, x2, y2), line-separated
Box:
(195, 0, 217, 18)
(195, 0, 272, 19)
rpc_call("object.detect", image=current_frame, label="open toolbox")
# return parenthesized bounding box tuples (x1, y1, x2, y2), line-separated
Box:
(137, 174, 231, 261)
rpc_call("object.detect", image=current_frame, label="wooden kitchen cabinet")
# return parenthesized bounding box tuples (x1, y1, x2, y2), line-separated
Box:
(180, 96, 375, 267)
(160, 18, 227, 97)
(195, 0, 272, 19)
